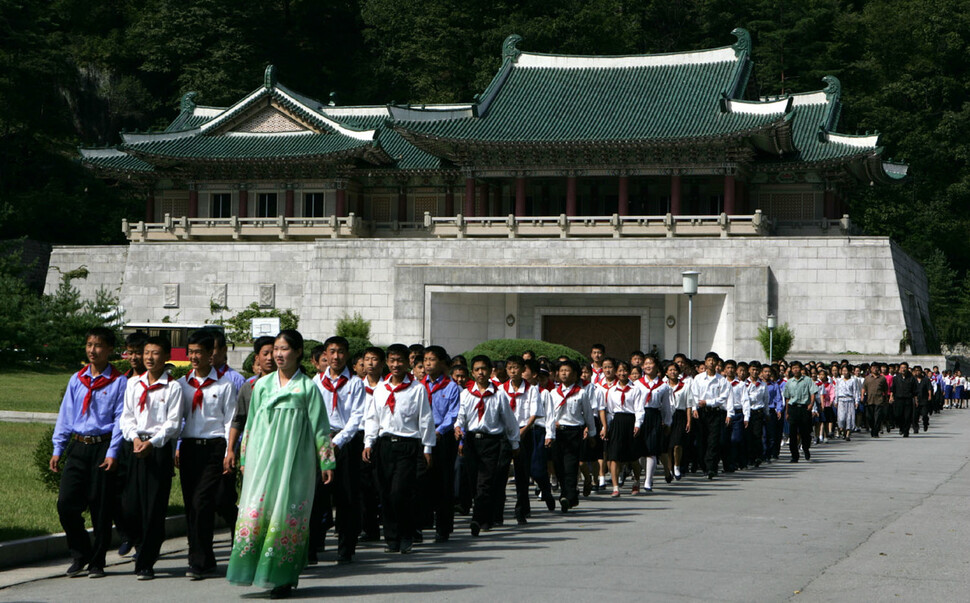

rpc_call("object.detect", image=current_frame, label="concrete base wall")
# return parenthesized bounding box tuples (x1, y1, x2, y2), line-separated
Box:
(45, 236, 931, 361)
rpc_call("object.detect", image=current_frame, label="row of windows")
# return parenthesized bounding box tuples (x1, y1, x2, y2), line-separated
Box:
(209, 192, 332, 218)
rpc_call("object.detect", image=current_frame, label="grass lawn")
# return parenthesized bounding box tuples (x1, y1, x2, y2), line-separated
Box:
(0, 366, 75, 413)
(0, 422, 185, 542)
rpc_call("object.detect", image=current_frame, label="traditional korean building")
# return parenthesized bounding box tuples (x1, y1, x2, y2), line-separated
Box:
(56, 28, 929, 361)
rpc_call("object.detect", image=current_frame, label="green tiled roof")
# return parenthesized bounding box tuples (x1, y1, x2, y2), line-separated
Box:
(79, 148, 154, 173)
(321, 110, 444, 170)
(122, 132, 378, 162)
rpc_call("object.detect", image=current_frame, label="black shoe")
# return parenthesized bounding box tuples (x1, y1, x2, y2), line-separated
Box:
(87, 566, 105, 579)
(270, 585, 293, 599)
(516, 516, 527, 525)
(790, 458, 799, 463)
(433, 532, 450, 543)
(470, 521, 481, 537)
(582, 479, 592, 497)
(544, 495, 556, 512)
(400, 539, 413, 554)
(384, 542, 400, 553)
(118, 540, 133, 556)
(335, 555, 353, 565)
(754, 459, 762, 467)
(412, 531, 424, 544)
(186, 566, 203, 580)
(665, 473, 673, 484)
(707, 472, 715, 480)
(805, 450, 811, 460)
(136, 569, 155, 581)
(307, 550, 319, 565)
(66, 560, 87, 578)
(481, 522, 493, 532)
(493, 518, 504, 527)
(559, 496, 570, 513)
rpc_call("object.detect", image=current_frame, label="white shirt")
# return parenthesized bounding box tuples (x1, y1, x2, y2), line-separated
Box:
(634, 376, 673, 426)
(502, 380, 542, 427)
(120, 371, 183, 448)
(313, 367, 366, 448)
(178, 368, 236, 442)
(668, 379, 693, 411)
(602, 381, 645, 428)
(689, 371, 730, 410)
(727, 378, 748, 418)
(456, 383, 520, 449)
(534, 387, 551, 428)
(544, 382, 596, 440)
(364, 375, 435, 454)
(741, 379, 769, 420)
(835, 376, 860, 403)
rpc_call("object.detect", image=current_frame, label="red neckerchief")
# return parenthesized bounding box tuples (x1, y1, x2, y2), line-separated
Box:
(215, 364, 230, 379)
(503, 380, 529, 412)
(672, 381, 685, 394)
(423, 374, 452, 406)
(137, 376, 167, 413)
(614, 382, 632, 408)
(187, 370, 217, 413)
(384, 376, 412, 414)
(468, 384, 494, 420)
(638, 376, 663, 403)
(246, 375, 258, 385)
(321, 371, 349, 412)
(77, 365, 121, 414)
(731, 379, 740, 387)
(556, 383, 581, 408)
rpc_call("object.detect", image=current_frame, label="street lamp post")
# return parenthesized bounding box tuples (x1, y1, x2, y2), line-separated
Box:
(682, 271, 699, 358)
(767, 313, 777, 364)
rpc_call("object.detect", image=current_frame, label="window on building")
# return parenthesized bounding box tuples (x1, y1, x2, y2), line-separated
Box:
(211, 193, 232, 218)
(257, 193, 278, 217)
(304, 192, 325, 217)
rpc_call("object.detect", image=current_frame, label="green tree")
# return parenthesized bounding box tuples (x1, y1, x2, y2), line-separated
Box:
(215, 302, 299, 348)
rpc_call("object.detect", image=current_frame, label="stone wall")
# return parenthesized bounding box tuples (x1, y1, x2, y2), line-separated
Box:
(45, 236, 930, 360)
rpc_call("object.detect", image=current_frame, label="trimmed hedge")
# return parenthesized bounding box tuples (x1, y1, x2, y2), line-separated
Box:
(462, 339, 587, 363)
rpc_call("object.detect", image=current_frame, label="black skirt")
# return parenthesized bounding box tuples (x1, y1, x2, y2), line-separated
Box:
(605, 413, 638, 463)
(668, 408, 688, 450)
(582, 416, 604, 462)
(640, 408, 663, 457)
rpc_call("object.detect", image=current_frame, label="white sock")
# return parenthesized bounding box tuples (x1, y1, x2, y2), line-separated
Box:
(598, 475, 606, 486)
(645, 457, 656, 490)
(673, 465, 681, 477)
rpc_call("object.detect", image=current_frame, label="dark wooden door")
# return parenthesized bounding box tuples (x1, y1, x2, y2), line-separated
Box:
(542, 315, 641, 360)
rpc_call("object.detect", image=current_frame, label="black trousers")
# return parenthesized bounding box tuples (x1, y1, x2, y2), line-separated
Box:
(513, 428, 533, 520)
(698, 407, 725, 475)
(867, 404, 886, 437)
(914, 404, 930, 432)
(893, 398, 914, 436)
(58, 438, 116, 567)
(375, 436, 420, 546)
(746, 410, 765, 464)
(359, 459, 381, 539)
(179, 438, 237, 570)
(466, 434, 505, 525)
(318, 432, 363, 558)
(765, 409, 782, 459)
(788, 405, 812, 460)
(428, 430, 458, 536)
(122, 440, 173, 572)
(530, 425, 553, 503)
(551, 426, 583, 506)
(112, 443, 132, 545)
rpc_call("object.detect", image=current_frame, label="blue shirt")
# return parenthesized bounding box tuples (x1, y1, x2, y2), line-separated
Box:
(52, 364, 127, 458)
(216, 364, 245, 394)
(766, 380, 785, 413)
(424, 374, 461, 435)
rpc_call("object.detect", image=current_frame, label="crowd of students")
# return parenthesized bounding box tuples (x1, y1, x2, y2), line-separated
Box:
(50, 328, 951, 598)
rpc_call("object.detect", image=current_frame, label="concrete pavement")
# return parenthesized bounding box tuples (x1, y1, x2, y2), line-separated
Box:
(3, 411, 969, 601)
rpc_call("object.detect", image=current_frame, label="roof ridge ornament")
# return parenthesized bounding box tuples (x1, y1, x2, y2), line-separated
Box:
(731, 27, 751, 56)
(180, 92, 197, 113)
(503, 34, 523, 61)
(822, 75, 841, 100)
(264, 65, 277, 89)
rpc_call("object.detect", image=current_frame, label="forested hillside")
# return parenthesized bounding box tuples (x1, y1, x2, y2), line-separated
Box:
(2, 0, 969, 341)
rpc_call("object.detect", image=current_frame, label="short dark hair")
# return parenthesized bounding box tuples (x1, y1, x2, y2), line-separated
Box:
(311, 344, 327, 362)
(408, 343, 425, 354)
(616, 360, 632, 373)
(506, 355, 525, 368)
(704, 351, 720, 361)
(558, 359, 580, 375)
(143, 335, 172, 355)
(452, 354, 467, 367)
(363, 346, 386, 363)
(790, 360, 803, 369)
(187, 329, 215, 351)
(523, 358, 539, 374)
(253, 336, 275, 355)
(201, 327, 226, 349)
(86, 327, 116, 348)
(125, 331, 148, 349)
(591, 343, 606, 353)
(723, 359, 737, 369)
(424, 345, 450, 364)
(323, 336, 349, 352)
(470, 355, 493, 371)
(386, 343, 410, 361)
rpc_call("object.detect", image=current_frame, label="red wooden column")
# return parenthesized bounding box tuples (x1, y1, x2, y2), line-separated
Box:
(397, 185, 408, 221)
(464, 177, 476, 216)
(145, 190, 155, 222)
(478, 183, 490, 216)
(565, 175, 577, 216)
(723, 174, 736, 215)
(238, 188, 248, 218)
(284, 188, 295, 217)
(490, 183, 501, 216)
(736, 180, 747, 213)
(515, 177, 527, 216)
(670, 174, 682, 215)
(335, 182, 347, 217)
(444, 185, 455, 216)
(188, 187, 199, 218)
(824, 190, 836, 219)
(617, 175, 629, 216)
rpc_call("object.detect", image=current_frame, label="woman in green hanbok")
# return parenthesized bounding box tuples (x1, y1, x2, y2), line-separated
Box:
(227, 330, 335, 598)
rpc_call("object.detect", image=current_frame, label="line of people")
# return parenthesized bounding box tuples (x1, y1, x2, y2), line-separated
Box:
(49, 329, 948, 598)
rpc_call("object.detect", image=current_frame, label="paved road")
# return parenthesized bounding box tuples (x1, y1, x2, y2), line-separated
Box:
(4, 411, 970, 602)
